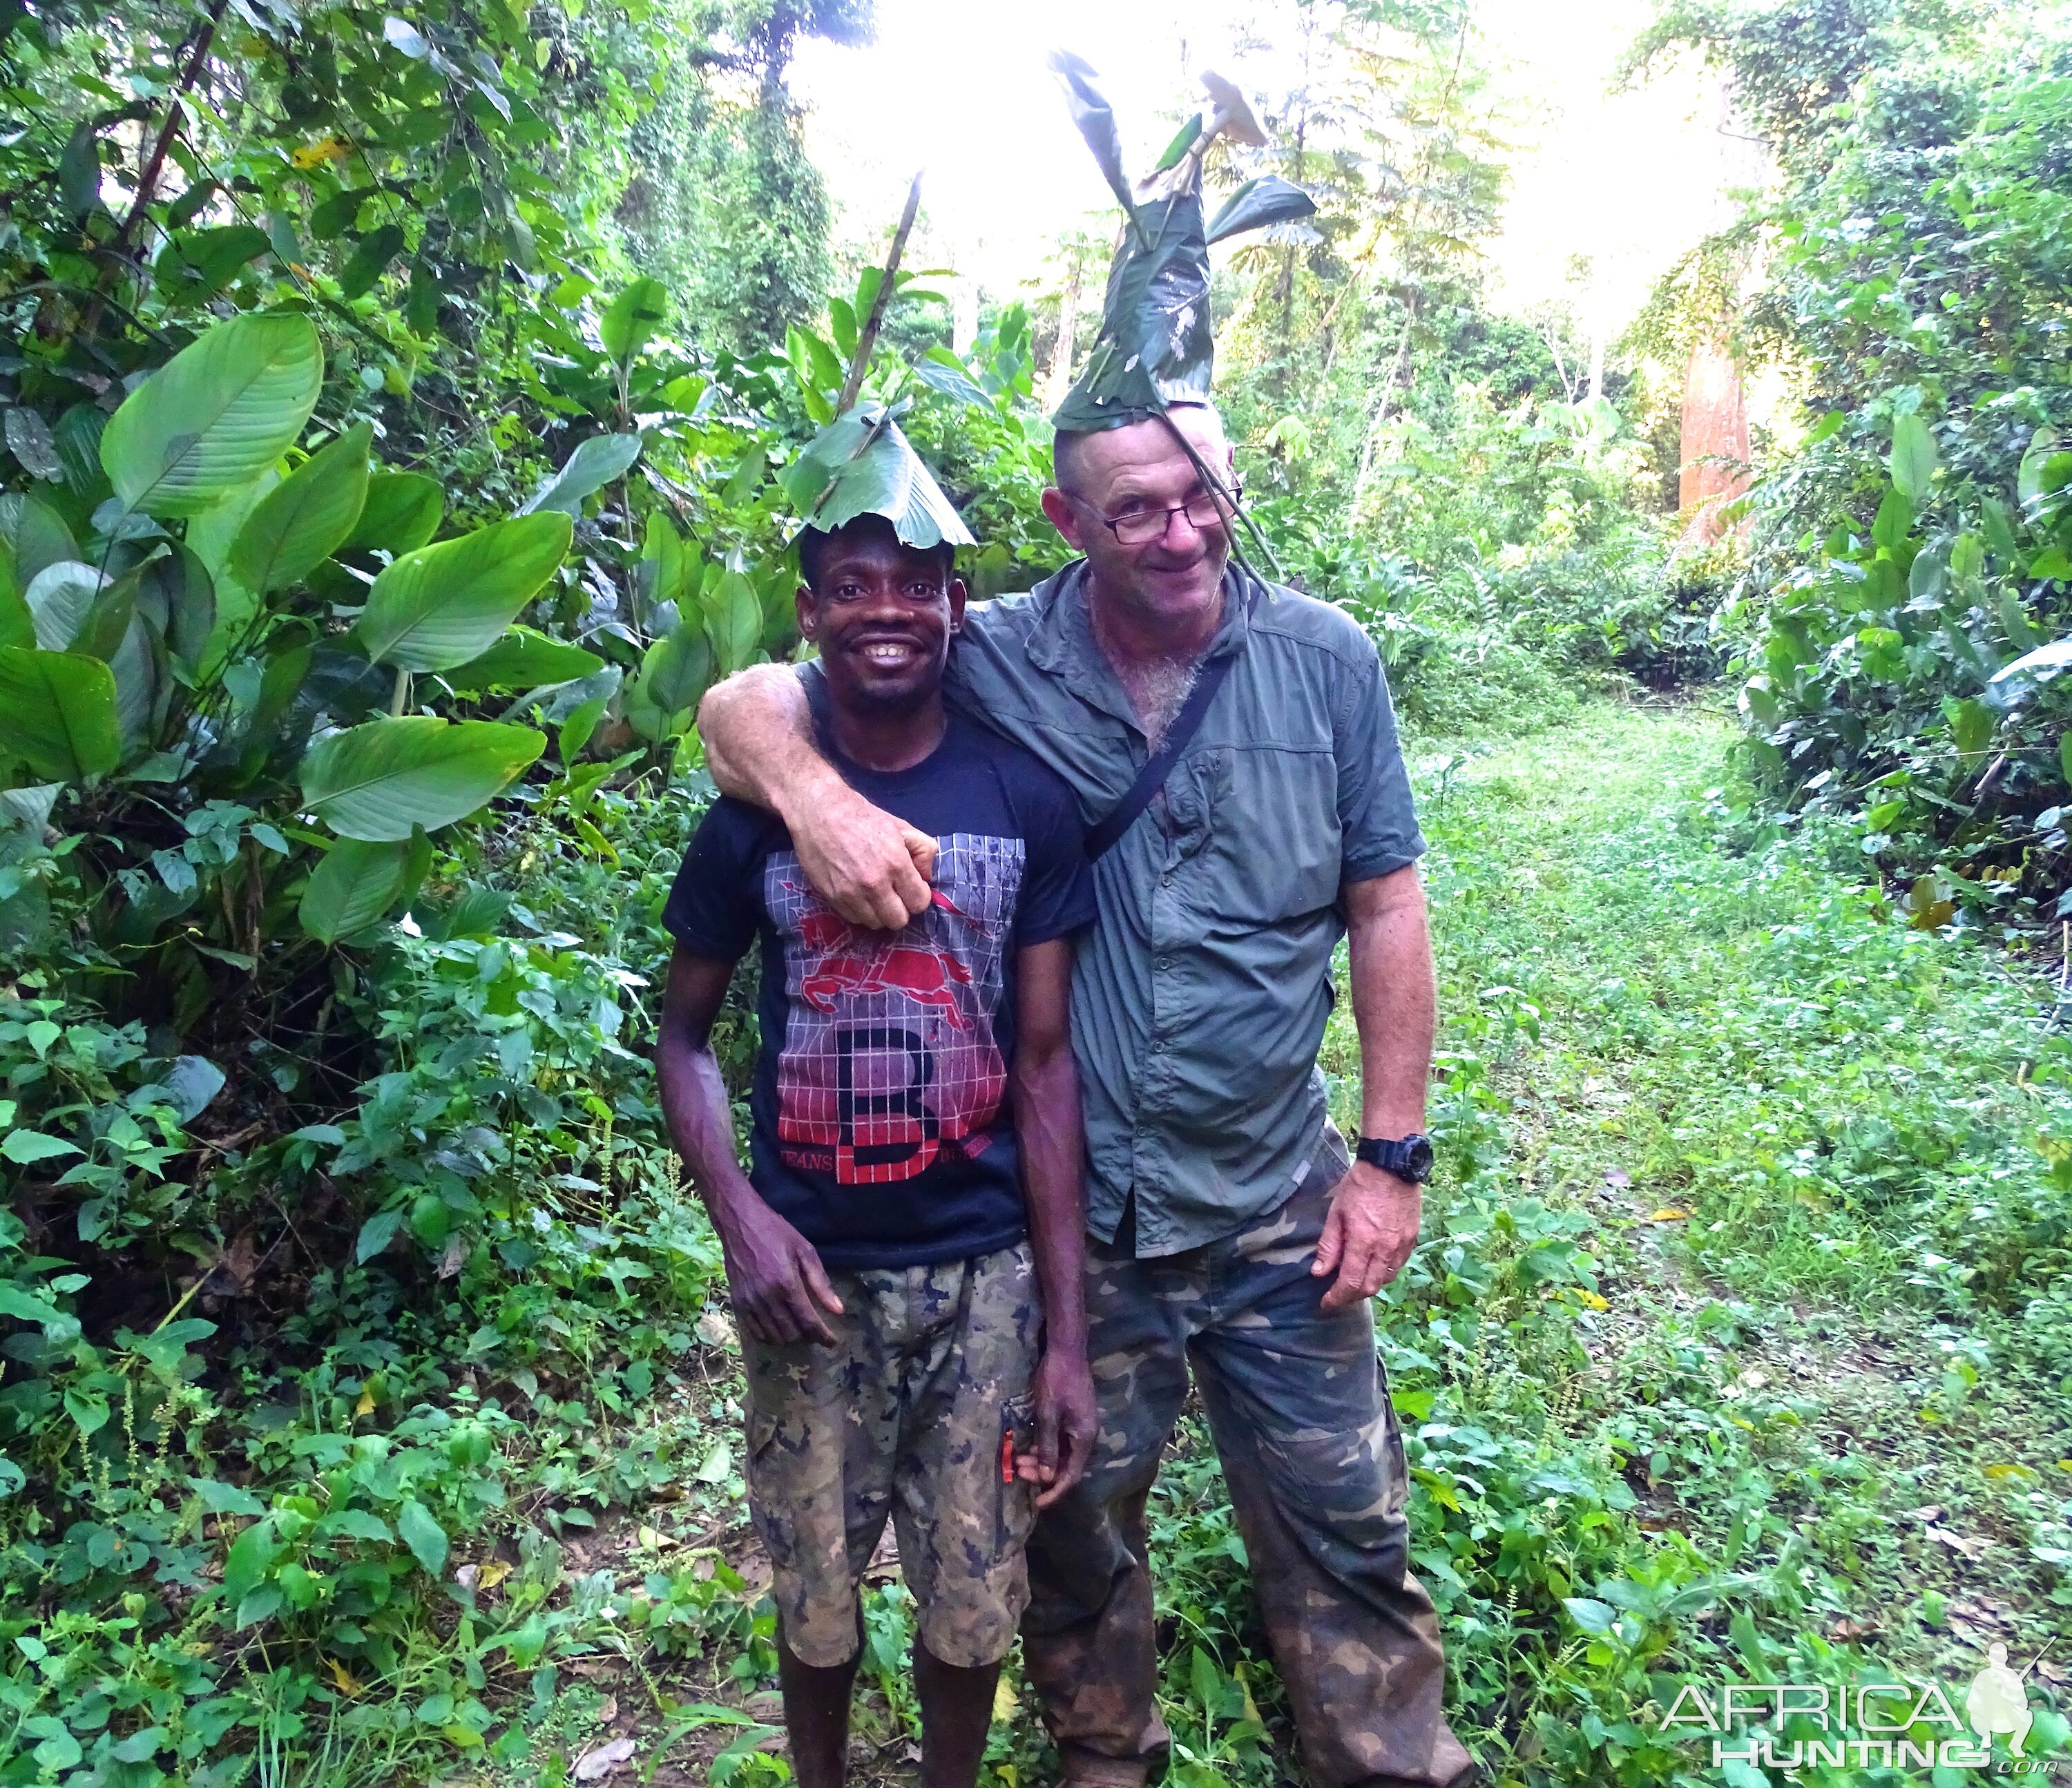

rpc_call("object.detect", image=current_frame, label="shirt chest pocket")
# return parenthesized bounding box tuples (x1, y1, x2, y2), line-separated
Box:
(1174, 744, 1342, 922)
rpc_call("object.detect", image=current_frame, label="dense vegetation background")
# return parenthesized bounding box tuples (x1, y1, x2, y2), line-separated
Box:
(1, 0, 2069, 1782)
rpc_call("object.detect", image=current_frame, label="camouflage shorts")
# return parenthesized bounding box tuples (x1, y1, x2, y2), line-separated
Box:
(739, 1240, 1042, 1669)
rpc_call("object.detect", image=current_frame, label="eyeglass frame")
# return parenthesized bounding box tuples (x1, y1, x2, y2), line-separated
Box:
(1055, 479, 1245, 548)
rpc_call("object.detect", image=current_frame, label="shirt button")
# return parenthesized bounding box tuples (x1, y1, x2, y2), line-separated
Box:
(1155, 956, 1171, 970)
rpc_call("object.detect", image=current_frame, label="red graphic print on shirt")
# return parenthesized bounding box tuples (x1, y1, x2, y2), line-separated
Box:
(767, 835, 1022, 1185)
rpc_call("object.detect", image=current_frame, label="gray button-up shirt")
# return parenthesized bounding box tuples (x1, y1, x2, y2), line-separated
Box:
(803, 562, 1424, 1256)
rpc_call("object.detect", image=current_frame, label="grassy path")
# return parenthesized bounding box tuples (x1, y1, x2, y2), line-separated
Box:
(1304, 696, 2072, 1785)
(557, 699, 2071, 1788)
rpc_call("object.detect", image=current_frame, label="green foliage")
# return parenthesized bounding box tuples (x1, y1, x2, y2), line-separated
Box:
(1696, 7, 2072, 917)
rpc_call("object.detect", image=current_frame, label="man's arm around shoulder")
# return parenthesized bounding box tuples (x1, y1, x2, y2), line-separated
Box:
(1009, 936, 1097, 1507)
(698, 664, 936, 931)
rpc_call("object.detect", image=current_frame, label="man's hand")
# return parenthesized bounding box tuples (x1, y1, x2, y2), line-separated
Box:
(716, 1196, 845, 1346)
(1018, 1346, 1097, 1508)
(786, 773, 937, 932)
(1313, 1161, 1421, 1310)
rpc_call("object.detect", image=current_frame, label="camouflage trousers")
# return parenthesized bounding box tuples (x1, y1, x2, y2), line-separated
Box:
(1021, 1130, 1474, 1788)
(740, 1241, 1042, 1670)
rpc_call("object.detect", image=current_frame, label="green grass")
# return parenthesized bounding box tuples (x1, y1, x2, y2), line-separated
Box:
(546, 695, 2072, 1788)
(1299, 695, 2072, 1785)
(30, 697, 2069, 1788)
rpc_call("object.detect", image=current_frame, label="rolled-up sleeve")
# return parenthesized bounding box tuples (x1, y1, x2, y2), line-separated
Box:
(1335, 647, 1426, 883)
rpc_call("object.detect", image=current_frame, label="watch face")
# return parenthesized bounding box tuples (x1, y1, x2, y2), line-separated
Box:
(1406, 1135, 1436, 1180)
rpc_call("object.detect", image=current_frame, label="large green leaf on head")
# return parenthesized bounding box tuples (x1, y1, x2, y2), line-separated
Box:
(347, 472, 443, 556)
(1048, 52, 1140, 241)
(99, 313, 324, 517)
(354, 511, 573, 671)
(779, 405, 974, 550)
(0, 648, 122, 780)
(298, 834, 426, 943)
(601, 277, 669, 365)
(300, 716, 545, 840)
(228, 421, 372, 593)
(1053, 187, 1212, 428)
(439, 626, 605, 695)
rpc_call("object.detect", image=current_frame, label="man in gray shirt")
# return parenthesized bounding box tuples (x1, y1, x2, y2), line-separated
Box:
(698, 402, 1470, 1788)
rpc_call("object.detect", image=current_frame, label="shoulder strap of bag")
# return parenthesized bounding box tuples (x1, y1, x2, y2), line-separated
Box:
(1085, 643, 1238, 861)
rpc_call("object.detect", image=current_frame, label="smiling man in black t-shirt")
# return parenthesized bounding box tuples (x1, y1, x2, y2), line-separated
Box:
(656, 486, 1098, 1788)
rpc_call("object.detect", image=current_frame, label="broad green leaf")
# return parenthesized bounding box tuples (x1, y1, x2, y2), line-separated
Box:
(1, 1128, 81, 1164)
(347, 472, 443, 555)
(439, 626, 603, 694)
(559, 695, 606, 760)
(396, 1497, 449, 1575)
(1562, 1597, 1618, 1635)
(299, 836, 412, 943)
(100, 313, 323, 516)
(0, 583, 29, 651)
(520, 433, 642, 517)
(74, 568, 137, 662)
(229, 421, 372, 592)
(1888, 412, 1939, 504)
(0, 648, 122, 779)
(600, 276, 668, 365)
(107, 614, 159, 753)
(780, 405, 972, 550)
(222, 1517, 278, 1602)
(0, 491, 77, 597)
(23, 561, 105, 651)
(355, 1208, 403, 1262)
(2061, 733, 2072, 787)
(1947, 697, 1993, 758)
(133, 546, 216, 671)
(355, 511, 571, 671)
(1202, 173, 1316, 244)
(704, 568, 762, 675)
(911, 352, 990, 409)
(1869, 489, 1911, 552)
(300, 716, 544, 840)
(635, 621, 715, 719)
(640, 510, 686, 613)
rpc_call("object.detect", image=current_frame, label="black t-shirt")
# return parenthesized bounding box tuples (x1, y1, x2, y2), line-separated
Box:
(664, 711, 1097, 1270)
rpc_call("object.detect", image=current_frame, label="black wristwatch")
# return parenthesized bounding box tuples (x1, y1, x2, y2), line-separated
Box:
(1356, 1133, 1435, 1184)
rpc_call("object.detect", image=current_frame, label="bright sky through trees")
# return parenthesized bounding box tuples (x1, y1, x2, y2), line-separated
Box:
(792, 0, 1737, 338)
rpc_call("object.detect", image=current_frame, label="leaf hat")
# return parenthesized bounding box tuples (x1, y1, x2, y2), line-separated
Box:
(1049, 53, 1318, 434)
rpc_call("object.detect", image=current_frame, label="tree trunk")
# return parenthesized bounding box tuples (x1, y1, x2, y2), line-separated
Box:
(1678, 336, 1751, 541)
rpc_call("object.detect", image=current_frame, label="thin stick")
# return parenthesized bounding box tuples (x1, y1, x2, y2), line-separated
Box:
(836, 173, 923, 416)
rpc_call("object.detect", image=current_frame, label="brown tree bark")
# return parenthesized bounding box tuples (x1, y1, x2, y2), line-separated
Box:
(1678, 336, 1751, 542)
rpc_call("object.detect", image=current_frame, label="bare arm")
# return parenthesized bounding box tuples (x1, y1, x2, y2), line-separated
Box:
(1009, 936, 1097, 1508)
(1314, 863, 1437, 1309)
(698, 664, 937, 931)
(655, 945, 844, 1345)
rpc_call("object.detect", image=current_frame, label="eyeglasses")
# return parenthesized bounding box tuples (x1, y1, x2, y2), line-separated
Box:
(1062, 483, 1242, 548)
